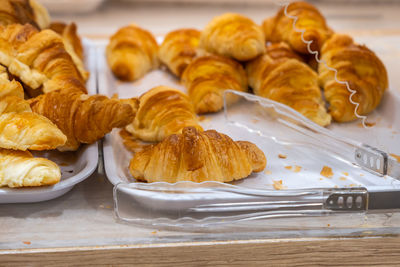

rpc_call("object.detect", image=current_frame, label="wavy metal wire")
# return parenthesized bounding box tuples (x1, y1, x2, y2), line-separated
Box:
(280, 2, 370, 128)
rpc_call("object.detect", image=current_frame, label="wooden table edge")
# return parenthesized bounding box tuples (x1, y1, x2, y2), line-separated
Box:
(2, 235, 400, 265)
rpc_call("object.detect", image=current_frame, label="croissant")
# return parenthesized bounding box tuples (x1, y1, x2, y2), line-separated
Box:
(30, 89, 137, 151)
(262, 1, 333, 54)
(49, 22, 89, 82)
(246, 42, 331, 126)
(158, 29, 200, 77)
(106, 24, 159, 81)
(181, 55, 248, 114)
(318, 34, 388, 122)
(125, 86, 203, 142)
(200, 13, 265, 61)
(0, 23, 86, 94)
(129, 127, 266, 183)
(0, 148, 60, 188)
(0, 0, 50, 30)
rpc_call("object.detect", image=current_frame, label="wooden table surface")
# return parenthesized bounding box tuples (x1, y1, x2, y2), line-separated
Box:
(1, 1, 400, 266)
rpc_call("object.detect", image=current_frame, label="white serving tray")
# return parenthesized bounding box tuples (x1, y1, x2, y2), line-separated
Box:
(0, 39, 99, 203)
(98, 36, 400, 227)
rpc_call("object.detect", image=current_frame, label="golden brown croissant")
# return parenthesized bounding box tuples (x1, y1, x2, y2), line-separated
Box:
(129, 127, 266, 183)
(125, 86, 203, 142)
(0, 148, 60, 187)
(0, 23, 86, 94)
(246, 43, 331, 126)
(106, 24, 159, 81)
(158, 29, 200, 77)
(181, 55, 248, 114)
(200, 13, 265, 61)
(0, 0, 50, 30)
(49, 22, 89, 82)
(30, 89, 138, 151)
(318, 34, 388, 122)
(262, 1, 333, 54)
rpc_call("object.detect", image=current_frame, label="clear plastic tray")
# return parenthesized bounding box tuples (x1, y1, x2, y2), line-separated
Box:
(97, 42, 400, 230)
(0, 39, 99, 203)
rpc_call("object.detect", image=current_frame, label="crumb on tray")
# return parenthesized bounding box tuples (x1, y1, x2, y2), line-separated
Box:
(198, 116, 211, 123)
(23, 241, 31, 245)
(339, 177, 347, 181)
(264, 170, 272, 175)
(358, 121, 376, 127)
(278, 154, 287, 159)
(320, 166, 334, 178)
(251, 119, 259, 124)
(273, 180, 287, 190)
(342, 172, 349, 176)
(285, 165, 301, 172)
(390, 153, 400, 163)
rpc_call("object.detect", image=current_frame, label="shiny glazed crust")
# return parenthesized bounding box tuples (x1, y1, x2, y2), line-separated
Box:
(129, 127, 266, 183)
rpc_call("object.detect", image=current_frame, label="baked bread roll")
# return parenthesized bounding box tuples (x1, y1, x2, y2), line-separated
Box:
(318, 34, 388, 122)
(263, 1, 333, 54)
(200, 13, 265, 61)
(0, 0, 50, 30)
(181, 55, 248, 114)
(246, 42, 331, 126)
(30, 89, 138, 151)
(0, 23, 86, 93)
(106, 24, 159, 81)
(129, 127, 266, 183)
(158, 29, 200, 77)
(0, 148, 60, 188)
(126, 86, 202, 142)
(49, 22, 89, 82)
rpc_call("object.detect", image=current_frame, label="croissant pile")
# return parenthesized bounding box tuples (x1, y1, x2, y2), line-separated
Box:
(0, 0, 388, 188)
(105, 1, 388, 184)
(0, 1, 137, 188)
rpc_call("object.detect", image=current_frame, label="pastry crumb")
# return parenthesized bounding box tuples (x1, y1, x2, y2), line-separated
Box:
(23, 241, 31, 245)
(390, 153, 400, 163)
(348, 184, 357, 187)
(360, 173, 364, 177)
(251, 119, 259, 124)
(284, 166, 292, 170)
(293, 165, 302, 173)
(319, 177, 324, 181)
(339, 177, 347, 181)
(273, 180, 286, 190)
(320, 166, 333, 178)
(151, 231, 157, 234)
(327, 224, 331, 227)
(278, 154, 287, 159)
(334, 185, 338, 188)
(264, 170, 272, 175)
(342, 172, 349, 176)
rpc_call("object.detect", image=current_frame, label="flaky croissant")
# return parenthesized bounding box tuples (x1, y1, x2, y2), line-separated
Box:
(0, 0, 50, 30)
(0, 76, 66, 150)
(159, 29, 200, 77)
(0, 23, 86, 94)
(49, 22, 89, 82)
(0, 148, 60, 188)
(129, 127, 266, 183)
(181, 55, 248, 114)
(263, 1, 333, 54)
(30, 89, 137, 151)
(126, 86, 203, 142)
(246, 42, 331, 126)
(318, 34, 388, 122)
(106, 24, 159, 81)
(200, 13, 265, 61)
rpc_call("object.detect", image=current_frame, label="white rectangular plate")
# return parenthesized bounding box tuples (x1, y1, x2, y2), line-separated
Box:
(99, 36, 400, 193)
(0, 39, 99, 203)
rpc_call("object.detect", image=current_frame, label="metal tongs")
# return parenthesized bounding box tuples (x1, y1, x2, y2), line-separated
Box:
(113, 90, 400, 224)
